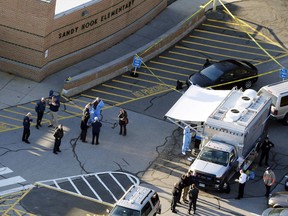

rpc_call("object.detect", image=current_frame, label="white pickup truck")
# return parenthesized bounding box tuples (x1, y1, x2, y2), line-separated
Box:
(189, 88, 271, 193)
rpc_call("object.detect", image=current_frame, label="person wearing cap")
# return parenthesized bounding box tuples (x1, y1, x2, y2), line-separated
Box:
(259, 135, 274, 167)
(263, 167, 276, 197)
(53, 124, 64, 154)
(91, 117, 102, 145)
(22, 112, 32, 144)
(35, 97, 46, 129)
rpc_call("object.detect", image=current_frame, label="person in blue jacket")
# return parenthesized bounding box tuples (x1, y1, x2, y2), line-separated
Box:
(182, 126, 192, 155)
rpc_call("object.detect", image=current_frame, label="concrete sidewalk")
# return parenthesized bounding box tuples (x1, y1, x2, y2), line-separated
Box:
(0, 0, 211, 109)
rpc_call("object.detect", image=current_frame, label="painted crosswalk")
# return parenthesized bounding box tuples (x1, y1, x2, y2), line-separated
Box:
(0, 167, 31, 196)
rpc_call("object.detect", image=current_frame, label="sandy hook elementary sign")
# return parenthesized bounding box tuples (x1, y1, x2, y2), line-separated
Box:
(58, 0, 135, 39)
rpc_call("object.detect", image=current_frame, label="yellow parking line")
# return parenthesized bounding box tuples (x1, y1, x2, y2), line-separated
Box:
(206, 18, 239, 26)
(194, 29, 273, 47)
(168, 51, 209, 61)
(181, 40, 268, 57)
(142, 65, 194, 76)
(102, 84, 133, 92)
(149, 60, 197, 72)
(112, 79, 146, 88)
(175, 45, 263, 63)
(255, 53, 288, 66)
(158, 56, 203, 66)
(188, 35, 286, 54)
(16, 105, 34, 111)
(201, 23, 256, 35)
(0, 121, 21, 127)
(69, 97, 90, 105)
(80, 94, 120, 104)
(0, 113, 23, 122)
(122, 75, 166, 85)
(135, 71, 185, 82)
(91, 89, 134, 100)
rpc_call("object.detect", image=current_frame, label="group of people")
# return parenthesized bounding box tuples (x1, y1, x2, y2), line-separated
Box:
(171, 170, 199, 214)
(235, 136, 276, 200)
(24, 95, 129, 153)
(80, 98, 104, 145)
(79, 97, 129, 145)
(22, 95, 64, 155)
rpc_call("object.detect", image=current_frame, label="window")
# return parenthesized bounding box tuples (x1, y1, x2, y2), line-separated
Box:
(280, 96, 288, 107)
(141, 202, 152, 216)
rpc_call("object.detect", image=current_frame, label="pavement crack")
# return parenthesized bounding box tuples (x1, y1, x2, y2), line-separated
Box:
(70, 136, 90, 174)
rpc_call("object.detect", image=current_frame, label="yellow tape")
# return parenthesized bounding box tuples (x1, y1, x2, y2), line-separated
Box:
(218, 0, 286, 70)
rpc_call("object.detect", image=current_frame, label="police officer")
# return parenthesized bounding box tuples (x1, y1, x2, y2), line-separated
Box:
(171, 182, 180, 213)
(259, 136, 274, 167)
(22, 112, 32, 144)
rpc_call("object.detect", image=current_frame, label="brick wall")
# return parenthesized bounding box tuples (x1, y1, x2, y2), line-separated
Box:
(0, 0, 166, 81)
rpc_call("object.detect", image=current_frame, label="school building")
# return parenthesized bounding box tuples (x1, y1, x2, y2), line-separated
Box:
(0, 0, 167, 81)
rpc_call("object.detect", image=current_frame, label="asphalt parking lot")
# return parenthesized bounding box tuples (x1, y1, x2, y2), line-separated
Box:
(0, 0, 288, 215)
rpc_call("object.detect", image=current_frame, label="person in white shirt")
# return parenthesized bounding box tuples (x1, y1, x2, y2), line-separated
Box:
(236, 169, 247, 199)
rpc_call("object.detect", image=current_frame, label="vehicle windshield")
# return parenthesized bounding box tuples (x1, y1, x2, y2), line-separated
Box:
(198, 147, 229, 166)
(200, 64, 224, 81)
(110, 206, 140, 216)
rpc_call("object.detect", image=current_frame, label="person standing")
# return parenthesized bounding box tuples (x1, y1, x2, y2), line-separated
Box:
(181, 171, 192, 203)
(48, 96, 60, 128)
(91, 97, 105, 120)
(22, 112, 32, 144)
(80, 105, 90, 143)
(263, 167, 276, 197)
(235, 169, 247, 199)
(53, 124, 64, 154)
(91, 117, 102, 145)
(182, 171, 198, 203)
(182, 126, 192, 155)
(188, 184, 199, 215)
(171, 182, 180, 213)
(118, 108, 128, 136)
(35, 97, 46, 129)
(259, 136, 274, 167)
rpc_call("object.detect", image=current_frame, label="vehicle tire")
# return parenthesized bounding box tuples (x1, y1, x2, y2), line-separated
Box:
(221, 181, 231, 194)
(243, 80, 252, 89)
(282, 114, 288, 125)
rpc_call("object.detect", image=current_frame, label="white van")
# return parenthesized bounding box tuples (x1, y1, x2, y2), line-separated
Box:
(108, 185, 161, 216)
(259, 80, 288, 125)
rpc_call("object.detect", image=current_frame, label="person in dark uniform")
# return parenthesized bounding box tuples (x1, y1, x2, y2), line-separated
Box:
(53, 124, 64, 154)
(91, 117, 102, 145)
(171, 182, 181, 213)
(80, 105, 90, 143)
(35, 97, 46, 129)
(188, 184, 199, 215)
(182, 171, 198, 203)
(259, 136, 274, 166)
(22, 112, 32, 144)
(118, 108, 128, 136)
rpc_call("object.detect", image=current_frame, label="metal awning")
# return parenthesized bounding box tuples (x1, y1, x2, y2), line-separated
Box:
(165, 85, 230, 131)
